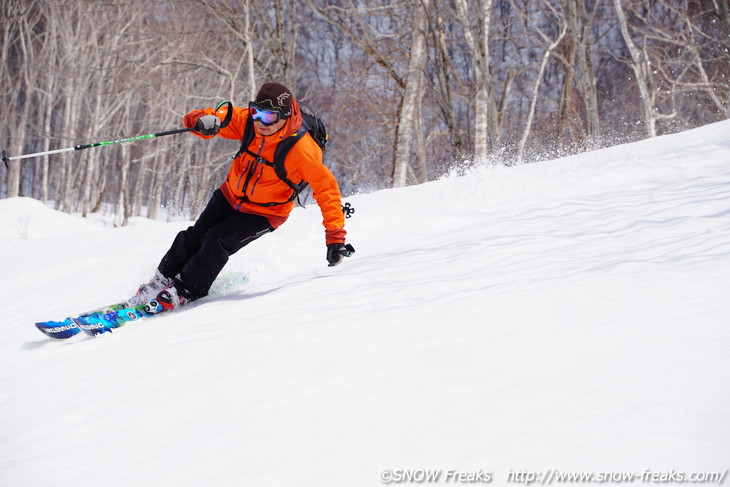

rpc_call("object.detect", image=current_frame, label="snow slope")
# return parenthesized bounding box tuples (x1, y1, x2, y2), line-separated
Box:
(1, 121, 729, 487)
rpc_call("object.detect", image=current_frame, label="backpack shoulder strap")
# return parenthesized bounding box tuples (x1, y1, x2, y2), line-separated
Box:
(234, 115, 257, 160)
(273, 121, 309, 191)
(234, 117, 312, 206)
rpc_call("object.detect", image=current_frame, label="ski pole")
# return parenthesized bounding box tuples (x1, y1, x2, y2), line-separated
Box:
(2, 101, 233, 169)
(2, 127, 193, 167)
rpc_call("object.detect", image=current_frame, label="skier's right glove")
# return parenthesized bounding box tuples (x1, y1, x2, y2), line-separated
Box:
(194, 115, 220, 136)
(327, 243, 355, 267)
(183, 110, 220, 136)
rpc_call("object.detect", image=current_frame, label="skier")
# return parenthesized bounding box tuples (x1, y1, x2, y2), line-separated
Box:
(135, 82, 353, 313)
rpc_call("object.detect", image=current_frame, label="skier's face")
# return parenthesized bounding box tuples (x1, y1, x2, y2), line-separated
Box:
(254, 117, 286, 136)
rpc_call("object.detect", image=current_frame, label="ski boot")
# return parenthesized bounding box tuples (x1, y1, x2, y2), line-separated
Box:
(144, 284, 188, 315)
(130, 270, 174, 306)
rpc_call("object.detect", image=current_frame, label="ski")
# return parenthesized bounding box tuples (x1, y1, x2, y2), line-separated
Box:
(35, 302, 131, 339)
(71, 303, 151, 336)
(35, 318, 81, 340)
(34, 271, 249, 339)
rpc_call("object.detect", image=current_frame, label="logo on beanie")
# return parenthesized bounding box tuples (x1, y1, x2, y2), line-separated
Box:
(276, 92, 291, 109)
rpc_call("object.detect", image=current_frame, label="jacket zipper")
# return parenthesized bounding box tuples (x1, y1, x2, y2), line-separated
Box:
(251, 165, 264, 195)
(236, 137, 266, 209)
(236, 159, 251, 193)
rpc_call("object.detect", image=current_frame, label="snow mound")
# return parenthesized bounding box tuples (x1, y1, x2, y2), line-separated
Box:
(1, 121, 729, 487)
(0, 197, 100, 242)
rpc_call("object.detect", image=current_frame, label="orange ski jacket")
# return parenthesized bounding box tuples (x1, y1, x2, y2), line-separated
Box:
(183, 100, 346, 245)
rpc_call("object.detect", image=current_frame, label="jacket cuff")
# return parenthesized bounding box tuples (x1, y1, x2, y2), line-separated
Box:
(325, 228, 347, 245)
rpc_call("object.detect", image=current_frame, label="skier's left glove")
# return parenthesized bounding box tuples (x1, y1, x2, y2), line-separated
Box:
(327, 243, 355, 267)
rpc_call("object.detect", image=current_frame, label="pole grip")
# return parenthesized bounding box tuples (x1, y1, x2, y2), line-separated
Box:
(153, 127, 195, 138)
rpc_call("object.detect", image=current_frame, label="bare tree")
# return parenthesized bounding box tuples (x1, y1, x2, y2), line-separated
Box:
(613, 0, 728, 136)
(614, 0, 668, 137)
(2, 3, 46, 198)
(3, 0, 729, 219)
(308, 0, 426, 186)
(512, 1, 568, 162)
(715, 0, 730, 117)
(393, 0, 429, 187)
(646, 0, 729, 125)
(454, 0, 497, 161)
(193, 0, 258, 99)
(561, 0, 601, 148)
(425, 1, 466, 162)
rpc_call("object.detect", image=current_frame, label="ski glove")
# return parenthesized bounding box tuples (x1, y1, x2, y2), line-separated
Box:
(194, 115, 220, 136)
(327, 243, 356, 267)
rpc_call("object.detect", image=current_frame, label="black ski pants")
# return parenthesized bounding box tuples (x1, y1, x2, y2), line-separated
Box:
(158, 189, 273, 300)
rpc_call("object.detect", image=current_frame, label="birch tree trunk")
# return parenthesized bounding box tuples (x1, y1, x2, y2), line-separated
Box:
(393, 0, 429, 187)
(721, 0, 730, 117)
(39, 64, 58, 203)
(557, 35, 577, 147)
(516, 25, 568, 163)
(243, 0, 257, 99)
(115, 144, 130, 227)
(454, 0, 495, 161)
(414, 73, 428, 183)
(4, 7, 43, 198)
(563, 0, 601, 148)
(429, 5, 465, 161)
(613, 0, 658, 137)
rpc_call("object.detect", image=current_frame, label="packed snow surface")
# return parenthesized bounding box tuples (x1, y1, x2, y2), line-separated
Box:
(1, 121, 729, 486)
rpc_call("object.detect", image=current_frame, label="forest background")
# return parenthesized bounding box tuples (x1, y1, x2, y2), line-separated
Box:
(1, 0, 728, 225)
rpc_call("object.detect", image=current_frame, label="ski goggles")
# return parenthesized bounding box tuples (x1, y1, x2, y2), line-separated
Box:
(249, 102, 290, 126)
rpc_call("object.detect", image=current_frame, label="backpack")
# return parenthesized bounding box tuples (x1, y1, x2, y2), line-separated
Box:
(234, 104, 328, 207)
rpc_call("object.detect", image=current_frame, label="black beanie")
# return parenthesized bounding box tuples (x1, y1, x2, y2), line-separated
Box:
(255, 83, 293, 113)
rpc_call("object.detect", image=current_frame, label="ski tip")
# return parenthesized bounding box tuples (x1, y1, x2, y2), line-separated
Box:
(35, 319, 81, 340)
(70, 317, 109, 337)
